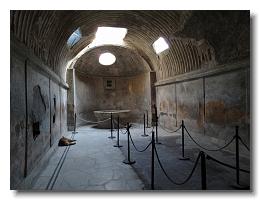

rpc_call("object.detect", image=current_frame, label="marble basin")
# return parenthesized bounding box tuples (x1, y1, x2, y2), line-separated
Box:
(94, 110, 131, 128)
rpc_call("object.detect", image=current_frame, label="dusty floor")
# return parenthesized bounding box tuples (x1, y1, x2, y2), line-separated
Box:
(32, 126, 144, 191)
(119, 124, 250, 190)
(31, 123, 250, 191)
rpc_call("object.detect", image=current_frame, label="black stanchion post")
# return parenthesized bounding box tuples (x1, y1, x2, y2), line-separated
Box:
(108, 112, 115, 139)
(72, 113, 78, 134)
(232, 126, 249, 189)
(179, 120, 189, 160)
(151, 130, 155, 190)
(200, 151, 207, 190)
(123, 123, 136, 165)
(114, 116, 123, 148)
(146, 110, 149, 128)
(235, 126, 240, 185)
(142, 113, 148, 137)
(154, 105, 161, 144)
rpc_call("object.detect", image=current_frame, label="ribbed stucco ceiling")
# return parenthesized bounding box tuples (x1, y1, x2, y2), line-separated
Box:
(74, 45, 150, 77)
(10, 10, 192, 80)
(11, 11, 248, 82)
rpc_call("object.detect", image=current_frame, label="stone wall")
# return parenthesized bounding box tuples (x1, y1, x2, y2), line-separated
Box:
(175, 11, 250, 65)
(10, 39, 68, 189)
(10, 53, 26, 189)
(155, 60, 250, 153)
(66, 69, 75, 130)
(74, 72, 152, 125)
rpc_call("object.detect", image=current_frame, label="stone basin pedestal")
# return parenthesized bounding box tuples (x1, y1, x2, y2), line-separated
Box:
(93, 110, 131, 129)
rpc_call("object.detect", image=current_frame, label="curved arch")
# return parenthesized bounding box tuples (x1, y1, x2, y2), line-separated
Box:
(72, 45, 152, 77)
(11, 10, 193, 81)
(12, 11, 245, 83)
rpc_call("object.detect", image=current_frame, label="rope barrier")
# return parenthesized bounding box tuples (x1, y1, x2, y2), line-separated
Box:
(123, 123, 136, 165)
(78, 116, 111, 124)
(130, 124, 141, 129)
(142, 126, 155, 135)
(179, 120, 189, 160)
(120, 129, 127, 135)
(158, 122, 182, 134)
(239, 137, 250, 151)
(133, 129, 154, 136)
(129, 133, 152, 152)
(206, 155, 250, 173)
(154, 146, 202, 185)
(126, 122, 154, 136)
(140, 126, 154, 135)
(184, 126, 236, 152)
(111, 119, 128, 135)
(113, 119, 126, 129)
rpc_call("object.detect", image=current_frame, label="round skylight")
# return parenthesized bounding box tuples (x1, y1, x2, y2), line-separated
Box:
(99, 52, 116, 65)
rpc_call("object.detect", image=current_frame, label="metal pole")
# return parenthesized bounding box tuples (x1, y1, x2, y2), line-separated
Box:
(235, 126, 240, 185)
(114, 116, 122, 147)
(127, 128, 130, 161)
(151, 130, 155, 190)
(146, 110, 149, 128)
(108, 113, 115, 139)
(179, 120, 189, 160)
(182, 120, 184, 158)
(142, 113, 148, 137)
(123, 123, 136, 165)
(72, 113, 78, 134)
(232, 126, 249, 189)
(200, 151, 207, 190)
(111, 113, 113, 136)
(144, 113, 146, 135)
(74, 113, 76, 132)
(154, 105, 161, 144)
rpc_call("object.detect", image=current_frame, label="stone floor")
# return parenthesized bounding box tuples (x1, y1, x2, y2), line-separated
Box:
(119, 123, 250, 190)
(31, 123, 250, 191)
(32, 126, 144, 191)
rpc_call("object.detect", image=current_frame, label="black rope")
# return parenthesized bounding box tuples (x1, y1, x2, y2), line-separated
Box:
(145, 126, 155, 135)
(129, 133, 152, 152)
(129, 124, 154, 136)
(206, 155, 250, 173)
(111, 119, 127, 135)
(131, 124, 139, 128)
(113, 119, 126, 128)
(148, 126, 155, 134)
(134, 129, 154, 136)
(239, 137, 250, 151)
(154, 146, 201, 185)
(120, 129, 127, 135)
(147, 130, 153, 135)
(184, 126, 235, 152)
(158, 123, 182, 134)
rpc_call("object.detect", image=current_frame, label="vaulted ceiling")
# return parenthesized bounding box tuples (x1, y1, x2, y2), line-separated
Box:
(74, 45, 150, 77)
(10, 10, 249, 81)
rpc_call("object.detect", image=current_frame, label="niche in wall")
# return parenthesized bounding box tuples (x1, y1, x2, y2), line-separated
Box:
(103, 78, 115, 89)
(32, 122, 40, 140)
(31, 85, 47, 140)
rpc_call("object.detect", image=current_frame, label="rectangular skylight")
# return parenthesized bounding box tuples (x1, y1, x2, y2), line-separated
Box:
(91, 27, 127, 46)
(67, 28, 82, 47)
(153, 37, 169, 54)
(67, 27, 127, 69)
